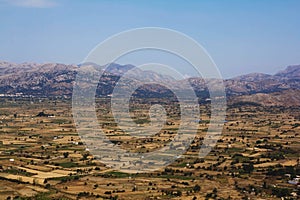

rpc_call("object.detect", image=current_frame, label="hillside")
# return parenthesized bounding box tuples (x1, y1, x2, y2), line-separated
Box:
(0, 61, 299, 106)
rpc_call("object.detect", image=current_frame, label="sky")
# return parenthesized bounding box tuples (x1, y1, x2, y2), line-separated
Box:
(0, 0, 300, 78)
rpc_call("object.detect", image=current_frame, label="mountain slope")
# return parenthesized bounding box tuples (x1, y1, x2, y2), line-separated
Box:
(0, 61, 299, 106)
(275, 65, 300, 79)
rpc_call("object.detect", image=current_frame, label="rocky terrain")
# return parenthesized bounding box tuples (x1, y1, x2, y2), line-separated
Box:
(0, 61, 299, 106)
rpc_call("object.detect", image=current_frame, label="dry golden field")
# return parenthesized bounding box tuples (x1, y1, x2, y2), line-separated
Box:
(0, 97, 299, 199)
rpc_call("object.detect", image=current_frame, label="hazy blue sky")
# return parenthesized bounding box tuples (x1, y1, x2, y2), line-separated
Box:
(0, 0, 299, 78)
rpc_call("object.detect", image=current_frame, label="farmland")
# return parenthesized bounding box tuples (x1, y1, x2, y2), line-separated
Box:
(0, 97, 299, 199)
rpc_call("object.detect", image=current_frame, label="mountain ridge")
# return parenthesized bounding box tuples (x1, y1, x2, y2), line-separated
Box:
(0, 61, 299, 106)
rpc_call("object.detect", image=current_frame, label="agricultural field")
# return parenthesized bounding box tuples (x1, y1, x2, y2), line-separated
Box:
(0, 97, 299, 200)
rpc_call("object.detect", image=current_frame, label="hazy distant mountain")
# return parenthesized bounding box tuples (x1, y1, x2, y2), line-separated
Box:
(225, 69, 300, 96)
(274, 65, 300, 79)
(0, 62, 178, 97)
(230, 89, 300, 107)
(0, 61, 299, 106)
(0, 61, 77, 96)
(225, 66, 300, 106)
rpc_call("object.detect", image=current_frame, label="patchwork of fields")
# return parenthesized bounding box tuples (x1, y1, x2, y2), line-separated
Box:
(0, 97, 299, 199)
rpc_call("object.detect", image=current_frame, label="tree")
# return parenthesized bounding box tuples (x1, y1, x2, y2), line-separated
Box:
(81, 153, 89, 161)
(193, 184, 201, 192)
(213, 188, 218, 194)
(242, 163, 254, 173)
(263, 181, 267, 189)
(175, 190, 182, 197)
(45, 183, 51, 189)
(63, 152, 69, 158)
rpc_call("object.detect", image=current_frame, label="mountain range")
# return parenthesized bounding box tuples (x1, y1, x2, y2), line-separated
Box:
(0, 61, 299, 106)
